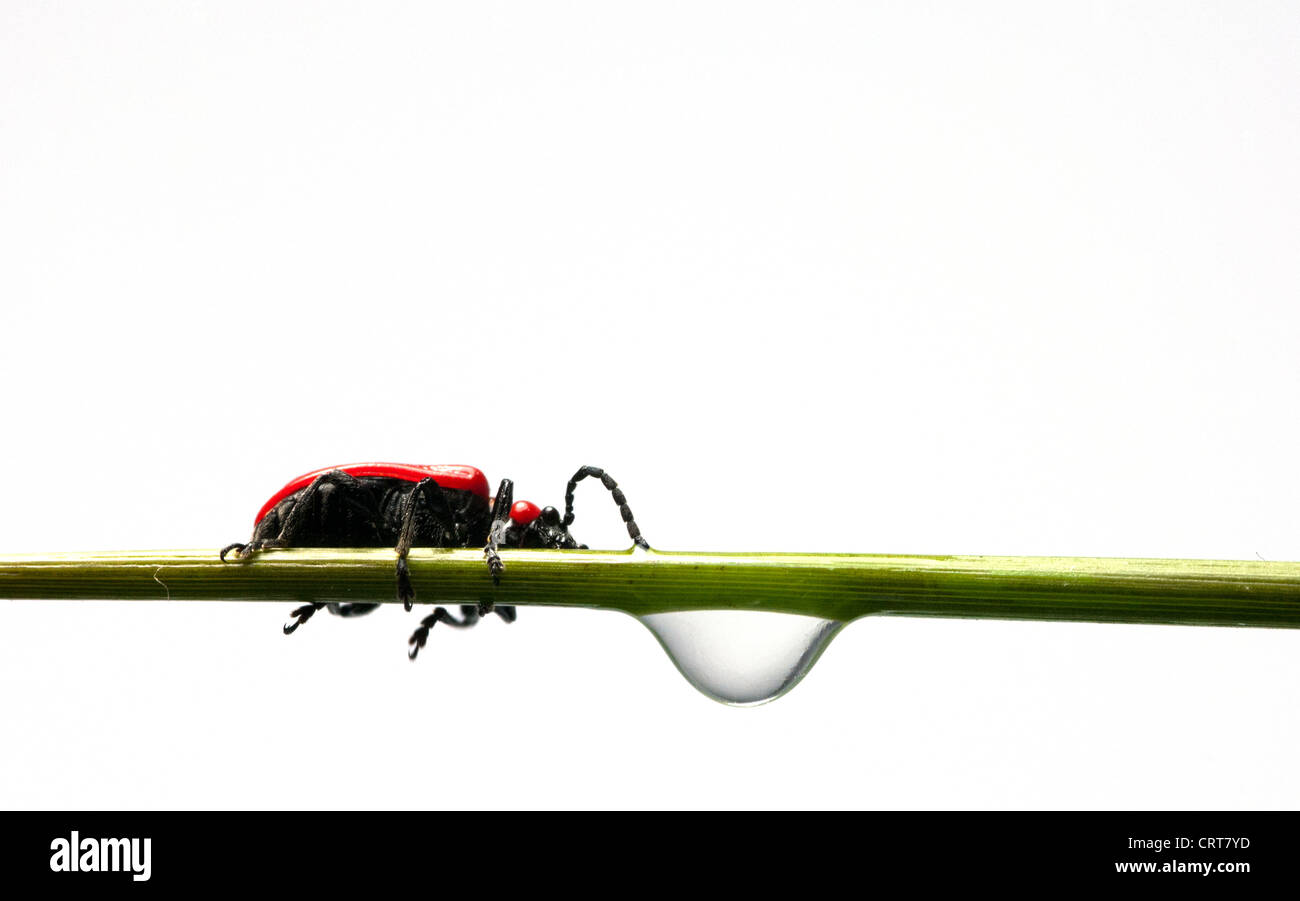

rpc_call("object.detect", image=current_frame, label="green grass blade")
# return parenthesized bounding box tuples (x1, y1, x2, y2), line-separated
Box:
(1, 548, 1299, 628)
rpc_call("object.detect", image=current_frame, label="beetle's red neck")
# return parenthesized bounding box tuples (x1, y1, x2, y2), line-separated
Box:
(509, 500, 542, 526)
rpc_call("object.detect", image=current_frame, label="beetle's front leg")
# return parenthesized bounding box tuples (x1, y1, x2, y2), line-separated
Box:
(481, 478, 514, 613)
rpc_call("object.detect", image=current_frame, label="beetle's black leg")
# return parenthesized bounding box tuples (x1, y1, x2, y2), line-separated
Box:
(284, 603, 324, 634)
(407, 605, 478, 660)
(394, 477, 459, 611)
(480, 478, 514, 613)
(272, 470, 370, 546)
(326, 602, 380, 618)
(220, 537, 279, 561)
(484, 478, 514, 583)
(227, 537, 298, 561)
(562, 466, 649, 549)
(461, 603, 515, 624)
(285, 601, 378, 635)
(226, 470, 377, 634)
(405, 604, 514, 658)
(223, 469, 372, 566)
(459, 604, 482, 626)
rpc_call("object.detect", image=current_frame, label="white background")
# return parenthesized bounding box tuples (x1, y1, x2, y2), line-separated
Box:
(1, 2, 1298, 809)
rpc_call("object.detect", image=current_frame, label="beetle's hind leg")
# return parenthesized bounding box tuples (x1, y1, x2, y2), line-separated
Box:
(227, 468, 377, 554)
(220, 538, 281, 561)
(230, 470, 379, 634)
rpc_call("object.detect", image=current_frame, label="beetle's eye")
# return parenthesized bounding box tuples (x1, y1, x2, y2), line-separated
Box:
(509, 500, 542, 526)
(541, 505, 560, 525)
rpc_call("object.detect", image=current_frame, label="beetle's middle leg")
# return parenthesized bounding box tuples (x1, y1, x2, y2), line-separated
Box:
(407, 605, 517, 659)
(394, 477, 461, 610)
(407, 606, 476, 659)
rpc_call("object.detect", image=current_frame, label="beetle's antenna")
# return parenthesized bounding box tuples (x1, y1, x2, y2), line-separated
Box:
(562, 466, 649, 549)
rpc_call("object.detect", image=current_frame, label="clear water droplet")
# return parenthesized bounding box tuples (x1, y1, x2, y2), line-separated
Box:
(638, 610, 843, 706)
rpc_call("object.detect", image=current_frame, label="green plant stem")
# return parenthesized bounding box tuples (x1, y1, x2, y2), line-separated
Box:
(1, 548, 1299, 627)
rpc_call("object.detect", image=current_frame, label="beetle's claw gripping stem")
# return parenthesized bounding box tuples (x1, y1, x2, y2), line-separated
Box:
(220, 540, 269, 562)
(480, 551, 503, 616)
(485, 548, 504, 586)
(396, 558, 415, 612)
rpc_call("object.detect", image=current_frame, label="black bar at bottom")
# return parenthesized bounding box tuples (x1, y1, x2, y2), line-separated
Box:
(2, 811, 1294, 892)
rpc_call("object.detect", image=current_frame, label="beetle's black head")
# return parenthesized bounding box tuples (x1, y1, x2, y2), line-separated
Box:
(507, 505, 587, 550)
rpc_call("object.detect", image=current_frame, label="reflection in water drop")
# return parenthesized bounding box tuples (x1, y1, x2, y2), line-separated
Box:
(638, 610, 844, 706)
